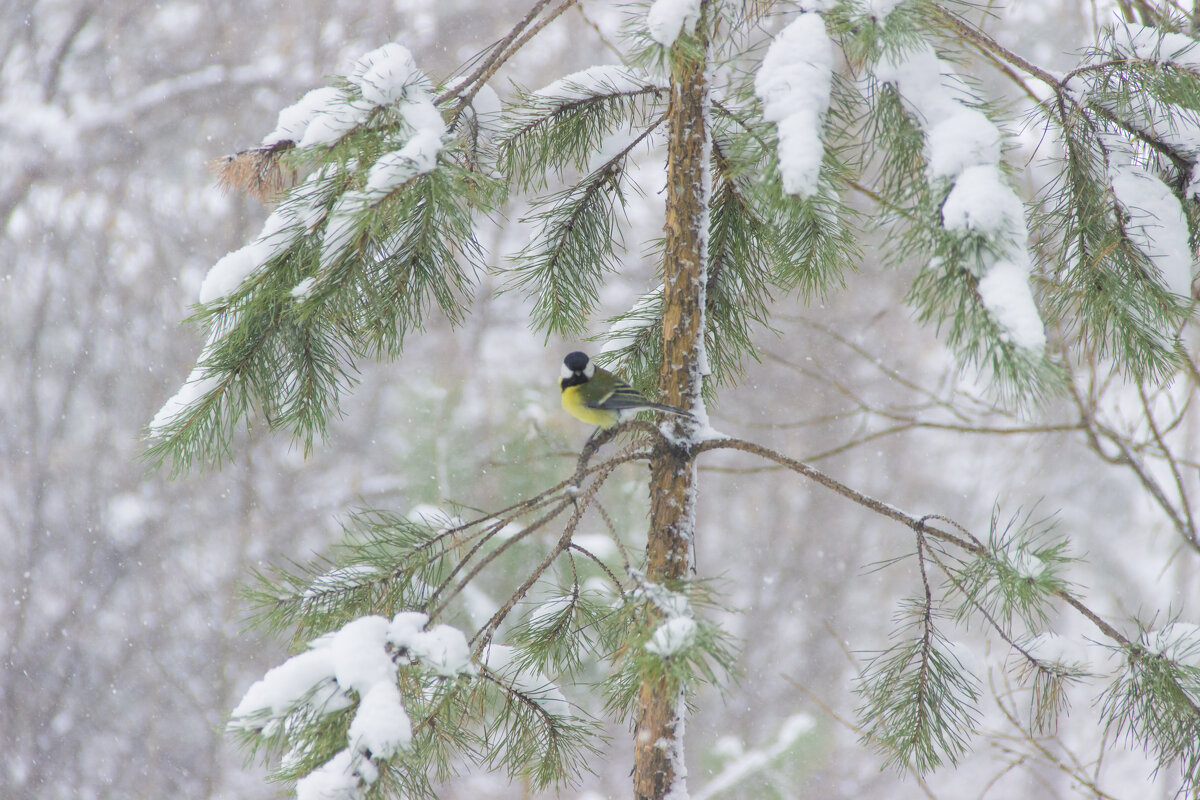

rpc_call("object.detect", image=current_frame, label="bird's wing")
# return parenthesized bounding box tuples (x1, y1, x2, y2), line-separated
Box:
(591, 381, 653, 411)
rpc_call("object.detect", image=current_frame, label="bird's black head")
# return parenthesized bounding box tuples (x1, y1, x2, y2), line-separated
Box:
(563, 351, 590, 373)
(560, 351, 594, 388)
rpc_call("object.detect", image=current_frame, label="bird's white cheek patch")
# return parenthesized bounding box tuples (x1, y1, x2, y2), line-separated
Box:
(560, 363, 575, 380)
(583, 362, 595, 378)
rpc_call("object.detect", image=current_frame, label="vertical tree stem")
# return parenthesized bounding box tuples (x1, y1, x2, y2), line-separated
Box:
(633, 13, 710, 800)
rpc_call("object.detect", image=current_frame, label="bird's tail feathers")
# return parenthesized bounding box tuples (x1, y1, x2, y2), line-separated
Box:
(643, 402, 693, 419)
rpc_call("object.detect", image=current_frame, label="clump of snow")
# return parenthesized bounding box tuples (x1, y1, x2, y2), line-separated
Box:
(633, 576, 698, 658)
(149, 353, 221, 434)
(875, 45, 976, 129)
(193, 174, 334, 312)
(348, 682, 412, 758)
(264, 41, 444, 238)
(299, 94, 373, 149)
(646, 616, 697, 656)
(647, 0, 701, 47)
(266, 42, 432, 151)
(754, 13, 833, 198)
(386, 611, 475, 677)
(263, 86, 342, 147)
(232, 607, 478, 794)
(199, 204, 304, 304)
(151, 325, 237, 434)
(876, 47, 1006, 180)
(1077, 29, 1200, 173)
(231, 609, 480, 791)
(291, 277, 316, 300)
(321, 149, 443, 263)
(398, 92, 445, 140)
(1109, 163, 1195, 298)
(355, 758, 379, 787)
(230, 645, 350, 725)
(442, 76, 504, 143)
(940, 165, 1024, 238)
(977, 260, 1048, 351)
(1061, 26, 1198, 299)
(349, 43, 427, 107)
(632, 575, 692, 618)
(320, 191, 368, 262)
(331, 616, 394, 692)
(876, 44, 1046, 353)
(320, 83, 445, 262)
(533, 65, 659, 106)
(864, 0, 905, 21)
(198, 242, 268, 302)
(276, 43, 433, 151)
(296, 751, 359, 800)
(409, 624, 474, 677)
(387, 611, 431, 653)
(690, 422, 728, 442)
(926, 108, 1001, 180)
(364, 127, 443, 194)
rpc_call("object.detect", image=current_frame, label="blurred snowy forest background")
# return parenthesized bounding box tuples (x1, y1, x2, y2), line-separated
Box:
(4, 0, 1199, 798)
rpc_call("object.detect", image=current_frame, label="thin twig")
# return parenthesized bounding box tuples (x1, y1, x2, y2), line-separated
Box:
(694, 436, 1133, 647)
(930, 5, 1063, 89)
(444, 0, 581, 121)
(1137, 381, 1197, 545)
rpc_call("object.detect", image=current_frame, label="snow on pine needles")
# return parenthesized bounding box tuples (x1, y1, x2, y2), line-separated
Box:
(754, 12, 834, 199)
(876, 44, 1046, 354)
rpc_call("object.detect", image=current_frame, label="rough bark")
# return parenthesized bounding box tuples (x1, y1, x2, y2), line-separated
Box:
(632, 16, 710, 800)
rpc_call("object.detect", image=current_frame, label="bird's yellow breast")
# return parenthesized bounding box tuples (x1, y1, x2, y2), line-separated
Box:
(560, 383, 620, 428)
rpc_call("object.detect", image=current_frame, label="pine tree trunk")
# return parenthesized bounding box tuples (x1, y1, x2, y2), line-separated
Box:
(632, 18, 710, 800)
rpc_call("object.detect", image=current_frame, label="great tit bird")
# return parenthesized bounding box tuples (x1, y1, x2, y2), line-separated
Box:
(559, 351, 692, 429)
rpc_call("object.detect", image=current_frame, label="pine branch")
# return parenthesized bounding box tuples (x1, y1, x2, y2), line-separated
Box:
(507, 115, 665, 335)
(468, 442, 642, 654)
(148, 145, 494, 471)
(857, 535, 981, 772)
(476, 664, 598, 789)
(946, 507, 1073, 631)
(500, 73, 667, 189)
(1100, 625, 1200, 791)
